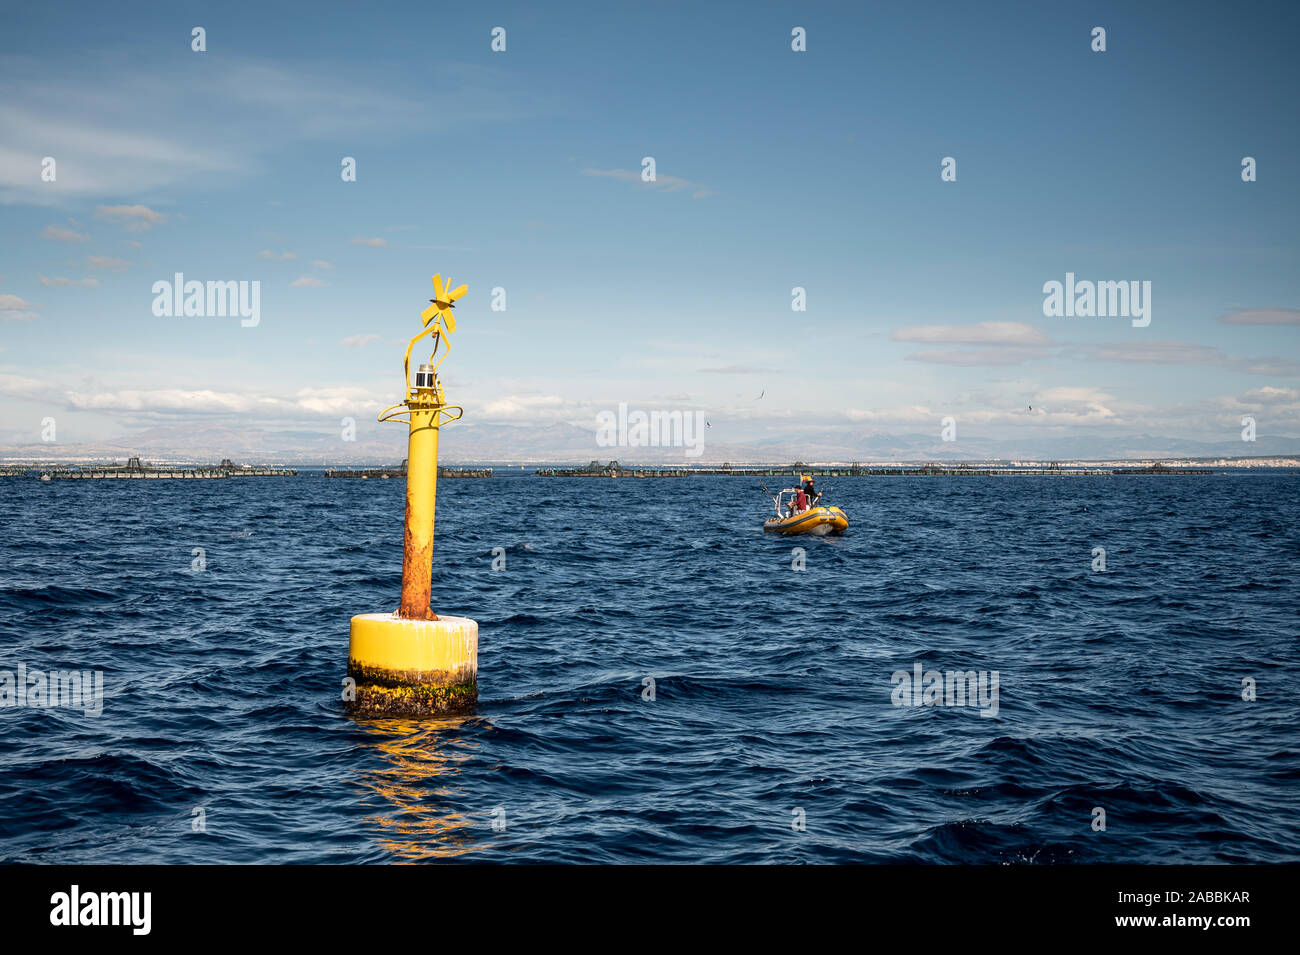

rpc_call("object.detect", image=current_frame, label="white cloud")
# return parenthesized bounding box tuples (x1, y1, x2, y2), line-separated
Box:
(697, 365, 775, 374)
(258, 249, 298, 260)
(0, 56, 558, 204)
(1078, 341, 1224, 365)
(891, 321, 1049, 346)
(290, 276, 330, 287)
(840, 388, 1128, 429)
(38, 275, 99, 287)
(1218, 308, 1300, 325)
(1036, 386, 1114, 404)
(1, 292, 39, 321)
(0, 372, 48, 396)
(312, 260, 334, 270)
(41, 224, 89, 242)
(350, 236, 388, 248)
(476, 394, 599, 424)
(844, 404, 937, 425)
(1072, 340, 1300, 377)
(1238, 357, 1300, 376)
(340, 334, 379, 348)
(1026, 387, 1118, 422)
(906, 347, 1046, 366)
(0, 127, 239, 205)
(582, 167, 713, 197)
(95, 204, 167, 232)
(1239, 385, 1299, 405)
(64, 389, 273, 413)
(291, 386, 380, 415)
(62, 385, 379, 417)
(87, 256, 131, 271)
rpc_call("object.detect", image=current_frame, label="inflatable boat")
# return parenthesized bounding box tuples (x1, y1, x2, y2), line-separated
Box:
(761, 483, 849, 536)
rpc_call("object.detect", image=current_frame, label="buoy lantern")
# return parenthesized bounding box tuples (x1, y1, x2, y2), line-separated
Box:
(346, 274, 478, 718)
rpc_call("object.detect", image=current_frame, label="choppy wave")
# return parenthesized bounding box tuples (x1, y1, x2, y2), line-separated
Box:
(0, 471, 1297, 863)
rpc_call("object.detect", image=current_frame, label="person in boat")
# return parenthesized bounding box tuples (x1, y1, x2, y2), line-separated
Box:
(784, 487, 804, 517)
(801, 475, 817, 508)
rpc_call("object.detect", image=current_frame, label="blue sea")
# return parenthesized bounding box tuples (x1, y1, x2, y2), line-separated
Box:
(1, 470, 1297, 864)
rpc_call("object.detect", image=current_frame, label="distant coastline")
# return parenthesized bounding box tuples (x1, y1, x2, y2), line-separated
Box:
(3, 454, 1299, 471)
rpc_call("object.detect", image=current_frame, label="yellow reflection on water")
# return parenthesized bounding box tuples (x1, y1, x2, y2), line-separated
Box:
(353, 716, 484, 862)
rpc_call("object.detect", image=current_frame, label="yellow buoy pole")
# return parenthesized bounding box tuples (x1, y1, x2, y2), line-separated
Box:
(346, 275, 478, 718)
(400, 393, 439, 619)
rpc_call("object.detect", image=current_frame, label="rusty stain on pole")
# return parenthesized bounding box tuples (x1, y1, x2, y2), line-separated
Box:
(399, 385, 441, 619)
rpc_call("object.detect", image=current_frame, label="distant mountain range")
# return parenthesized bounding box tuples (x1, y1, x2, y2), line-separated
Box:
(2, 421, 1298, 466)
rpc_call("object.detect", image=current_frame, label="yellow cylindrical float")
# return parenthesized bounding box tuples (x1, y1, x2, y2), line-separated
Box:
(346, 274, 477, 718)
(347, 613, 477, 718)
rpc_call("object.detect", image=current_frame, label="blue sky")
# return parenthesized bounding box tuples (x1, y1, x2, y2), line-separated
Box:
(2, 0, 1298, 456)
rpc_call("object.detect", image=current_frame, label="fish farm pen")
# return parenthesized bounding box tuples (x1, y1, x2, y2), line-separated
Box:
(1111, 464, 1216, 475)
(324, 461, 492, 479)
(536, 461, 691, 477)
(24, 457, 297, 479)
(535, 460, 1216, 478)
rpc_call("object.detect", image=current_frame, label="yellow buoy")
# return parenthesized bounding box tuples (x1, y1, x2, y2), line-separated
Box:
(346, 274, 478, 718)
(347, 613, 478, 717)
